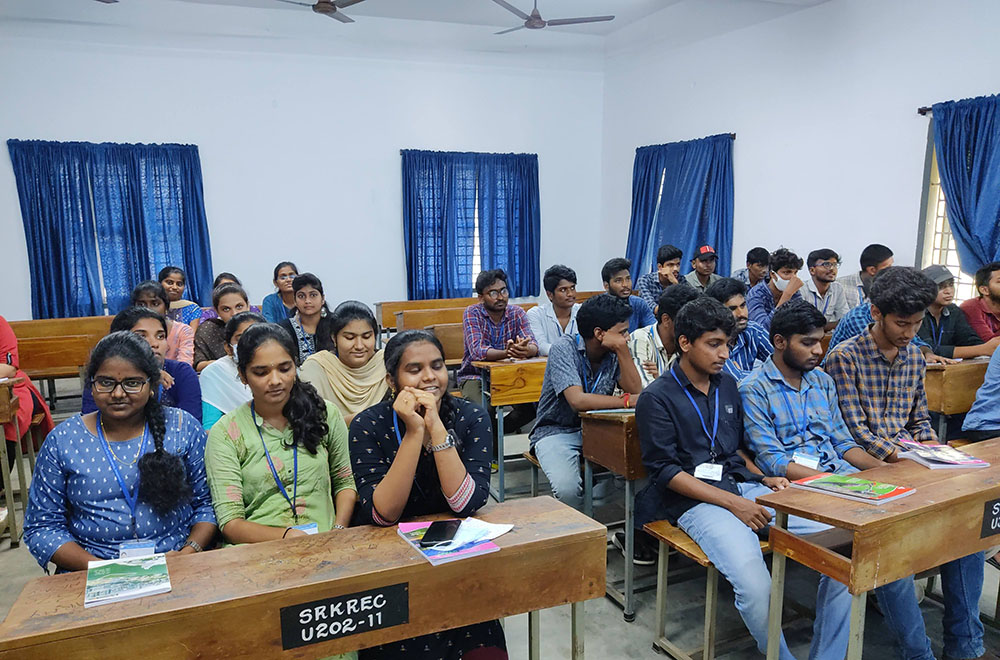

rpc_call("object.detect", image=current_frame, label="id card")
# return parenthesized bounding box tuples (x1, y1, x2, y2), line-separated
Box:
(694, 462, 723, 481)
(292, 522, 319, 535)
(792, 452, 821, 470)
(119, 540, 156, 559)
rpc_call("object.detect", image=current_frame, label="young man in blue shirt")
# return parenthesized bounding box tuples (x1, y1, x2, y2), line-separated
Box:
(635, 244, 683, 312)
(705, 277, 773, 382)
(601, 257, 656, 333)
(634, 297, 851, 660)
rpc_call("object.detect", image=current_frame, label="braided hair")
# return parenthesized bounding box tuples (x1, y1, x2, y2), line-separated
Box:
(86, 332, 192, 514)
(236, 323, 328, 454)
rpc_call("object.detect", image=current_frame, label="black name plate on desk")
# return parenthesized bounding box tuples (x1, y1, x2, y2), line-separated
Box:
(280, 583, 409, 650)
(981, 499, 1000, 539)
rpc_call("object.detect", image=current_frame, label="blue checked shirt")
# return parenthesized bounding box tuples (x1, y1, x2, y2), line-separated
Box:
(723, 321, 773, 382)
(635, 272, 664, 312)
(745, 281, 801, 332)
(824, 327, 936, 459)
(740, 358, 861, 477)
(829, 303, 929, 352)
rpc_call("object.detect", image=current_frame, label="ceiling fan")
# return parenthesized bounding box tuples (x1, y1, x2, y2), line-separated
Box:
(491, 0, 614, 35)
(272, 0, 365, 23)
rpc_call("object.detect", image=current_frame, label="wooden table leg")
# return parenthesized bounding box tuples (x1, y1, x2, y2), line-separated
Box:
(571, 601, 585, 660)
(528, 610, 540, 660)
(623, 478, 635, 623)
(583, 460, 593, 519)
(847, 591, 867, 660)
(766, 511, 788, 660)
(937, 413, 949, 442)
(704, 565, 719, 660)
(1, 417, 21, 547)
(655, 540, 669, 642)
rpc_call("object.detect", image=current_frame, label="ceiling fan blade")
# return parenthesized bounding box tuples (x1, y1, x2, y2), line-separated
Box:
(334, 0, 365, 8)
(495, 25, 526, 35)
(545, 15, 615, 26)
(491, 0, 529, 21)
(273, 0, 313, 6)
(327, 10, 354, 22)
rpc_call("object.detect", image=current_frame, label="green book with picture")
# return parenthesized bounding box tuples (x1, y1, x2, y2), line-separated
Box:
(84, 554, 172, 608)
(790, 473, 915, 504)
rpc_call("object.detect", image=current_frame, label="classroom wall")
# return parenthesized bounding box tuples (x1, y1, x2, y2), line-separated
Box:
(0, 3, 605, 319)
(601, 0, 1000, 277)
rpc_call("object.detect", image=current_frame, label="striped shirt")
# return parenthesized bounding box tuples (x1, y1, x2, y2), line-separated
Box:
(824, 327, 936, 459)
(745, 280, 801, 332)
(724, 321, 773, 382)
(829, 303, 929, 352)
(628, 323, 677, 389)
(457, 303, 537, 384)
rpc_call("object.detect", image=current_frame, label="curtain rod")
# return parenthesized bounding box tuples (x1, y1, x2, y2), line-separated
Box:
(917, 106, 932, 116)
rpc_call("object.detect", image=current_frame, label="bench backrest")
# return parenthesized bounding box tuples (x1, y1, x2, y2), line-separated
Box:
(375, 297, 479, 330)
(9, 316, 112, 340)
(396, 303, 536, 332)
(17, 335, 96, 378)
(426, 323, 464, 363)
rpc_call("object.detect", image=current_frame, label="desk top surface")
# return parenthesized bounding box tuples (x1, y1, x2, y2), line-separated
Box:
(757, 438, 1000, 532)
(0, 378, 24, 390)
(925, 358, 991, 372)
(0, 496, 602, 648)
(581, 410, 635, 423)
(471, 357, 547, 370)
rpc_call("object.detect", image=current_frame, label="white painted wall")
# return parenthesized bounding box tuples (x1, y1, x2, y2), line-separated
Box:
(0, 2, 604, 319)
(602, 0, 1000, 278)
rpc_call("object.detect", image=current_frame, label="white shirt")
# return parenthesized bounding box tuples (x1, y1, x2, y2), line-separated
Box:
(804, 278, 850, 323)
(526, 303, 580, 356)
(628, 322, 677, 389)
(837, 271, 868, 310)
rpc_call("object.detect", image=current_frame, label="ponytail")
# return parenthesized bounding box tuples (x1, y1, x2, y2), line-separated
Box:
(283, 379, 328, 455)
(137, 396, 192, 514)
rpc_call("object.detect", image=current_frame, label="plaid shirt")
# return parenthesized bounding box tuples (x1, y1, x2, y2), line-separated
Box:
(745, 280, 800, 332)
(457, 303, 537, 384)
(829, 303, 929, 352)
(723, 320, 773, 382)
(824, 327, 935, 459)
(740, 358, 861, 476)
(635, 272, 664, 312)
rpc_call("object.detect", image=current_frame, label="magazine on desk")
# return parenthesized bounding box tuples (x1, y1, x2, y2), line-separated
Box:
(84, 554, 171, 607)
(898, 440, 989, 469)
(790, 473, 915, 504)
(397, 518, 512, 566)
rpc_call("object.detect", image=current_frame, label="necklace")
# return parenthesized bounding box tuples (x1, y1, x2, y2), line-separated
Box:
(99, 419, 146, 466)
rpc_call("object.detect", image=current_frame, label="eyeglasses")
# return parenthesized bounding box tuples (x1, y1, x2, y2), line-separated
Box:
(485, 287, 509, 300)
(816, 261, 840, 269)
(277, 274, 297, 281)
(92, 377, 149, 394)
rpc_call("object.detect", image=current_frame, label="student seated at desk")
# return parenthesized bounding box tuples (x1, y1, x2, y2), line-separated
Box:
(746, 247, 803, 332)
(683, 244, 723, 293)
(82, 307, 202, 423)
(278, 273, 334, 366)
(193, 283, 250, 372)
(205, 324, 356, 544)
(526, 264, 580, 356)
(920, 265, 998, 358)
(960, 261, 1000, 342)
(199, 311, 265, 431)
(634, 297, 852, 659)
(0, 315, 54, 476)
(628, 283, 700, 388)
(349, 331, 506, 660)
(601, 257, 656, 332)
(456, 269, 537, 434)
(963, 347, 1000, 442)
(705, 277, 773, 382)
(530, 294, 642, 511)
(635, 244, 683, 312)
(262, 261, 299, 324)
(838, 243, 894, 310)
(159, 266, 202, 331)
(824, 267, 992, 660)
(300, 301, 388, 427)
(198, 272, 262, 323)
(803, 249, 850, 329)
(24, 332, 216, 572)
(132, 280, 195, 366)
(731, 246, 770, 290)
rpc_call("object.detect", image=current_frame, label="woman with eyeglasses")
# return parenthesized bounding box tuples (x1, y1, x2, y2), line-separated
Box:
(24, 332, 216, 572)
(261, 261, 299, 324)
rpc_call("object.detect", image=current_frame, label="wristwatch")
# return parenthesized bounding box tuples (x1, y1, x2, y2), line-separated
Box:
(429, 429, 458, 453)
(183, 540, 203, 553)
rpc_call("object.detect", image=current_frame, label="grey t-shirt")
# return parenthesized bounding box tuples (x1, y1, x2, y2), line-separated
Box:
(529, 334, 620, 443)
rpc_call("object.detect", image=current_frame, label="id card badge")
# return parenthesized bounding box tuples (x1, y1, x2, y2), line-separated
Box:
(292, 522, 319, 535)
(792, 452, 821, 470)
(694, 462, 723, 481)
(119, 540, 156, 559)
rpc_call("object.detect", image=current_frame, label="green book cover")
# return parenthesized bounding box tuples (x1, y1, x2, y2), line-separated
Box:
(791, 473, 914, 503)
(85, 554, 172, 608)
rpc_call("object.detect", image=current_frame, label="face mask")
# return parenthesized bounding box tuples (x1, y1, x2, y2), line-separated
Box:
(230, 343, 239, 364)
(774, 275, 791, 292)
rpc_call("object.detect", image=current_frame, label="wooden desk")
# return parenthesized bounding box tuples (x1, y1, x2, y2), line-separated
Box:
(758, 438, 1000, 660)
(375, 297, 479, 331)
(0, 378, 27, 547)
(581, 411, 646, 622)
(0, 497, 604, 660)
(472, 358, 547, 502)
(925, 359, 989, 438)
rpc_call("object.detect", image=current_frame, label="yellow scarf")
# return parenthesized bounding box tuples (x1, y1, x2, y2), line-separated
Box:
(305, 349, 388, 416)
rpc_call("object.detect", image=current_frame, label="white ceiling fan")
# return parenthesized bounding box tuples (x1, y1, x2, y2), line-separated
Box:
(491, 0, 614, 35)
(272, 0, 366, 23)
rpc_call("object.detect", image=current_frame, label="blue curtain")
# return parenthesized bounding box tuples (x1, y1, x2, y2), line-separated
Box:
(477, 153, 541, 297)
(624, 133, 734, 278)
(401, 150, 478, 299)
(933, 94, 1000, 272)
(7, 140, 103, 318)
(7, 140, 213, 317)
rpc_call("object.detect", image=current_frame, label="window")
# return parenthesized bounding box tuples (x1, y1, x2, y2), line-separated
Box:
(918, 145, 977, 302)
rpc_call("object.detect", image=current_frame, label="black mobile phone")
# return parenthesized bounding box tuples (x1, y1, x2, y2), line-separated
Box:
(419, 519, 461, 547)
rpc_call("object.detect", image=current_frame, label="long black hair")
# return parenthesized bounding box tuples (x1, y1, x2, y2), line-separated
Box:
(383, 330, 459, 423)
(273, 261, 298, 282)
(329, 300, 379, 349)
(157, 266, 185, 285)
(130, 280, 170, 311)
(225, 311, 267, 343)
(236, 323, 328, 454)
(111, 306, 167, 334)
(86, 332, 191, 514)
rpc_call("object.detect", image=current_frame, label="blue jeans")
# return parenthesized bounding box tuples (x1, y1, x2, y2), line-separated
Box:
(875, 552, 985, 660)
(677, 482, 851, 660)
(533, 431, 611, 511)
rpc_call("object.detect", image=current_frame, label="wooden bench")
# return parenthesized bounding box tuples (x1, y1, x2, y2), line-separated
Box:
(396, 303, 537, 332)
(645, 519, 770, 660)
(9, 316, 112, 340)
(375, 297, 479, 331)
(574, 290, 605, 302)
(427, 323, 464, 367)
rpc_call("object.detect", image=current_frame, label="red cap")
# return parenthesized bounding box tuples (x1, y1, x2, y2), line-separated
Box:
(695, 245, 717, 259)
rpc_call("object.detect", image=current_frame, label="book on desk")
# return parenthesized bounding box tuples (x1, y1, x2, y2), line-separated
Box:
(898, 440, 989, 469)
(790, 473, 915, 504)
(84, 554, 171, 608)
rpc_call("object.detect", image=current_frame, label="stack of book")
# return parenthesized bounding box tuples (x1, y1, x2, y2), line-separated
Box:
(791, 473, 915, 504)
(898, 440, 989, 469)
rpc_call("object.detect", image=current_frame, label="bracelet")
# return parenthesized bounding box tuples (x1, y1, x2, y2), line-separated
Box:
(282, 527, 292, 539)
(624, 393, 631, 409)
(183, 540, 203, 553)
(333, 524, 346, 530)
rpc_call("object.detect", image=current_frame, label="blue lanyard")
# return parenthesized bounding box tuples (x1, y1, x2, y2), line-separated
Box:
(96, 414, 149, 539)
(813, 292, 830, 315)
(393, 410, 404, 446)
(669, 366, 719, 456)
(778, 386, 810, 439)
(648, 327, 666, 373)
(929, 315, 945, 350)
(251, 402, 298, 523)
(582, 365, 604, 394)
